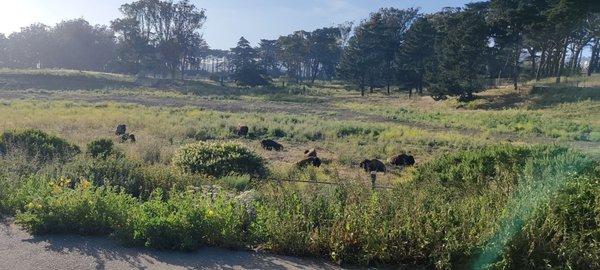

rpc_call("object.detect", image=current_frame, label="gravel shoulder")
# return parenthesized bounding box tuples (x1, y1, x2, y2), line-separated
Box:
(0, 220, 339, 270)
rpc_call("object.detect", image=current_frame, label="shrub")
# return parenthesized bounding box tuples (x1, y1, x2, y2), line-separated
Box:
(15, 178, 136, 235)
(86, 138, 118, 159)
(115, 190, 250, 250)
(0, 129, 80, 162)
(172, 142, 267, 178)
(61, 157, 201, 199)
(61, 156, 145, 196)
(219, 174, 251, 191)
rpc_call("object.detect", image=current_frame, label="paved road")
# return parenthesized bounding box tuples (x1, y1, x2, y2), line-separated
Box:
(0, 220, 340, 270)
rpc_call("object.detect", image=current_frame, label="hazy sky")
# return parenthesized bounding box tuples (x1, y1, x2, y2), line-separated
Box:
(0, 0, 474, 49)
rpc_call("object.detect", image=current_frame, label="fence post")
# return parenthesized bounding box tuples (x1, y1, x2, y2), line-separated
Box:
(370, 171, 377, 190)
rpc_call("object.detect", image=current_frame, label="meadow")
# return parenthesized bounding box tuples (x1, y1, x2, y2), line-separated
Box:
(0, 70, 599, 269)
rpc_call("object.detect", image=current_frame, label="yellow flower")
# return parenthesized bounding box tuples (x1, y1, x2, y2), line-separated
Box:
(26, 202, 35, 210)
(80, 179, 92, 190)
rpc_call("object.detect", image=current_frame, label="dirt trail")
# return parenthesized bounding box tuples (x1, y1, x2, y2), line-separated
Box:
(0, 220, 338, 270)
(0, 90, 597, 155)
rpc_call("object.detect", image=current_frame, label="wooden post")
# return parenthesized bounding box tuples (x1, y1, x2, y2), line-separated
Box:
(370, 171, 377, 190)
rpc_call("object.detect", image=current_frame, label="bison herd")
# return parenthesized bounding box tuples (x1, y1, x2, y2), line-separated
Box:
(114, 123, 416, 173)
(237, 124, 415, 173)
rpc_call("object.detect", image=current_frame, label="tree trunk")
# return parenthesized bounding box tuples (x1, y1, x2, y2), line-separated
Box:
(512, 42, 521, 90)
(589, 41, 599, 76)
(536, 48, 546, 81)
(528, 48, 537, 78)
(556, 39, 568, 84)
(181, 58, 185, 81)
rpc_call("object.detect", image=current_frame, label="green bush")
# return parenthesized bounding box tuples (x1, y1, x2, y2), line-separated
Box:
(86, 138, 118, 159)
(117, 190, 250, 250)
(172, 142, 267, 178)
(0, 129, 80, 162)
(15, 178, 136, 235)
(61, 157, 201, 199)
(219, 174, 251, 191)
(61, 156, 145, 196)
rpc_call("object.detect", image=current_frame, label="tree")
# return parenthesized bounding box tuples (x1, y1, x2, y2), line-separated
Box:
(257, 39, 281, 77)
(338, 22, 380, 96)
(6, 24, 53, 68)
(397, 16, 436, 96)
(277, 31, 308, 83)
(231, 37, 269, 86)
(52, 19, 116, 71)
(425, 5, 490, 99)
(489, 0, 545, 89)
(111, 0, 206, 79)
(0, 34, 7, 67)
(339, 8, 419, 95)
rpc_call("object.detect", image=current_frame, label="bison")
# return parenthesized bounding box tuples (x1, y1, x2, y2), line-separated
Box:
(304, 148, 317, 157)
(359, 159, 386, 173)
(296, 156, 322, 168)
(261, 139, 283, 151)
(235, 125, 249, 136)
(115, 124, 126, 136)
(388, 154, 415, 166)
(128, 134, 136, 143)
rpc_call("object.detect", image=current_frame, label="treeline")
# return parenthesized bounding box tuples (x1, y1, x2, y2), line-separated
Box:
(0, 19, 115, 71)
(0, 0, 599, 98)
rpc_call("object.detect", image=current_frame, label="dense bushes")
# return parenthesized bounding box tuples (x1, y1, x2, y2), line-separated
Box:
(0, 129, 80, 162)
(173, 142, 266, 178)
(86, 138, 118, 159)
(4, 140, 600, 269)
(15, 178, 136, 235)
(61, 156, 201, 199)
(14, 179, 250, 250)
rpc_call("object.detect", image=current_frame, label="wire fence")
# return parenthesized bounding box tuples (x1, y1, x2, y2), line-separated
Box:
(268, 178, 395, 190)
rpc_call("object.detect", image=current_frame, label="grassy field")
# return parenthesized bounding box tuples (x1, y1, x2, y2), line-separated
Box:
(0, 70, 599, 269)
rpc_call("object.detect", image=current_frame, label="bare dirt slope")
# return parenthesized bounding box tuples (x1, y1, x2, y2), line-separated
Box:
(0, 220, 338, 270)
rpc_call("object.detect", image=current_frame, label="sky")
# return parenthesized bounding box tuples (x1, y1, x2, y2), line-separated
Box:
(0, 0, 475, 49)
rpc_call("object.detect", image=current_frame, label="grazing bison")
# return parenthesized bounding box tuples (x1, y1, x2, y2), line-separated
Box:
(115, 124, 126, 136)
(118, 134, 129, 143)
(304, 148, 317, 157)
(388, 154, 415, 166)
(261, 139, 283, 151)
(128, 134, 136, 143)
(236, 125, 249, 136)
(359, 159, 386, 173)
(296, 156, 322, 168)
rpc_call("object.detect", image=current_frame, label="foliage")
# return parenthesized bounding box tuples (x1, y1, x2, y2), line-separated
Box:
(15, 178, 136, 235)
(0, 129, 80, 162)
(230, 37, 269, 86)
(86, 138, 118, 159)
(173, 142, 267, 178)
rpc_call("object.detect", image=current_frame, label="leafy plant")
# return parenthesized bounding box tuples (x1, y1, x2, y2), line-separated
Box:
(173, 142, 267, 178)
(0, 129, 80, 162)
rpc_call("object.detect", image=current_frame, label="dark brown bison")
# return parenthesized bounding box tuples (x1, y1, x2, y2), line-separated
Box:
(388, 154, 415, 166)
(261, 139, 283, 151)
(296, 156, 322, 168)
(118, 134, 129, 143)
(304, 148, 317, 157)
(115, 124, 126, 136)
(128, 134, 136, 143)
(359, 159, 386, 173)
(235, 125, 249, 136)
